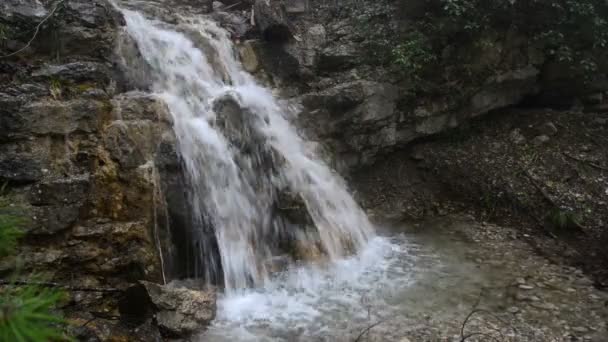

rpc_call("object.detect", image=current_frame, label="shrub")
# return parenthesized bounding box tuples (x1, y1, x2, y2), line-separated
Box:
(392, 0, 608, 91)
(0, 212, 68, 341)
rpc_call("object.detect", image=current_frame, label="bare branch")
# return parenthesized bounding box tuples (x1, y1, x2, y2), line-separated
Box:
(353, 319, 388, 342)
(0, 0, 66, 59)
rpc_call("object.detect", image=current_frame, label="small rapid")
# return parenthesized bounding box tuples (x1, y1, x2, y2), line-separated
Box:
(200, 235, 422, 341)
(117, 5, 374, 291)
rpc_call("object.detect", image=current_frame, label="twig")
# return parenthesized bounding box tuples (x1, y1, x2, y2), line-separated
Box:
(460, 295, 516, 342)
(223, 1, 243, 10)
(353, 319, 388, 342)
(0, 0, 65, 59)
(460, 296, 482, 339)
(562, 152, 608, 172)
(0, 279, 123, 293)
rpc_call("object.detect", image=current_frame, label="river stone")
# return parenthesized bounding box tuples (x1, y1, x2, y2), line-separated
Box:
(140, 281, 216, 338)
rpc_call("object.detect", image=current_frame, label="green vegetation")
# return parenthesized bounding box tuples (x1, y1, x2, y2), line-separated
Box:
(50, 78, 62, 100)
(0, 201, 68, 341)
(390, 0, 608, 92)
(0, 284, 67, 342)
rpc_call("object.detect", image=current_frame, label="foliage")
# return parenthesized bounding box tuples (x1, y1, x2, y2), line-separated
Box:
(0, 285, 67, 342)
(0, 216, 23, 258)
(391, 0, 608, 91)
(392, 31, 436, 81)
(50, 78, 62, 100)
(0, 210, 68, 341)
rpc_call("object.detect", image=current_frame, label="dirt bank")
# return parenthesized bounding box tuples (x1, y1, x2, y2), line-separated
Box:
(353, 107, 608, 288)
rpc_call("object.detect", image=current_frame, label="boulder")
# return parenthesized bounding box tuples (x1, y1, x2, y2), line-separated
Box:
(469, 66, 540, 116)
(138, 281, 216, 338)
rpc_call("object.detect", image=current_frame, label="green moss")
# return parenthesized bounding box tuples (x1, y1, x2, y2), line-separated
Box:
(71, 82, 95, 93)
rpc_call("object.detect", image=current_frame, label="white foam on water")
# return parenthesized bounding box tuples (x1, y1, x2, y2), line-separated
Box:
(118, 8, 375, 291)
(114, 5, 425, 339)
(200, 235, 419, 341)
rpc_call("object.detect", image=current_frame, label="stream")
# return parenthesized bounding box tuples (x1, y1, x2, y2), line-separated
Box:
(200, 217, 608, 341)
(114, 2, 608, 341)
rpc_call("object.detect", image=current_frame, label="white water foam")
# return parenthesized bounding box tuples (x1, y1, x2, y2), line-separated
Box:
(119, 9, 375, 290)
(200, 235, 420, 341)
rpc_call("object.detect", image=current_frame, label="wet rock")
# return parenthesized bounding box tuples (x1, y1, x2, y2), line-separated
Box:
(276, 190, 313, 225)
(254, 0, 294, 43)
(265, 255, 292, 273)
(139, 281, 216, 338)
(238, 40, 260, 73)
(112, 92, 172, 122)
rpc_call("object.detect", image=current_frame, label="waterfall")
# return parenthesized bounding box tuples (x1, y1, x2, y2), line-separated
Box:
(118, 8, 374, 290)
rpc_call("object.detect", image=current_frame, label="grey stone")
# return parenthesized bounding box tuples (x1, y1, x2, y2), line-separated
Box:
(532, 135, 550, 145)
(31, 62, 112, 85)
(140, 281, 216, 338)
(470, 66, 539, 116)
(28, 205, 81, 235)
(28, 176, 90, 206)
(537, 122, 558, 136)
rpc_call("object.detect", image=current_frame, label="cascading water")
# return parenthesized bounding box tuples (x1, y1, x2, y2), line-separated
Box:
(117, 6, 374, 290)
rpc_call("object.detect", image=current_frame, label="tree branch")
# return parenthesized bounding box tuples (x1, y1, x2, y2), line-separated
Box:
(0, 0, 66, 59)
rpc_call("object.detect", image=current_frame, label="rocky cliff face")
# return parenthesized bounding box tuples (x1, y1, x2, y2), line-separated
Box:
(239, 0, 607, 169)
(0, 1, 214, 339)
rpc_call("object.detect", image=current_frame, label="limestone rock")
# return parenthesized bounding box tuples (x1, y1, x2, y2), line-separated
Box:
(470, 66, 540, 116)
(140, 281, 217, 338)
